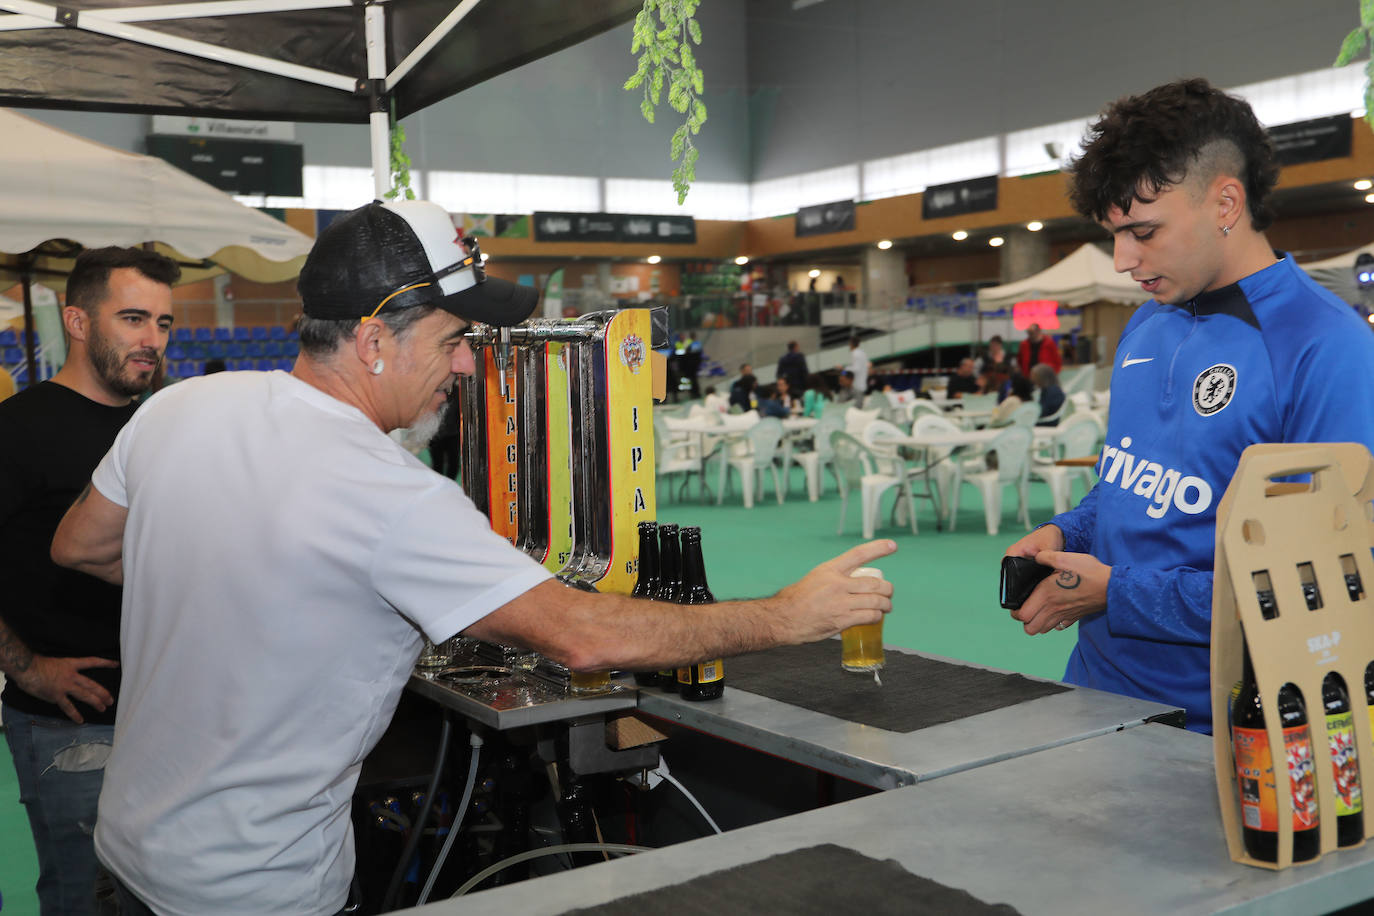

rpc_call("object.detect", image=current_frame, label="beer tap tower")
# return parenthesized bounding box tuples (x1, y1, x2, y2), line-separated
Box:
(459, 309, 660, 685)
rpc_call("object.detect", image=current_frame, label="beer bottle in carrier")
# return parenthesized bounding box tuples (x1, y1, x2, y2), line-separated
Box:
(653, 524, 683, 692)
(1232, 642, 1321, 862)
(1322, 672, 1363, 847)
(631, 522, 662, 688)
(675, 527, 725, 701)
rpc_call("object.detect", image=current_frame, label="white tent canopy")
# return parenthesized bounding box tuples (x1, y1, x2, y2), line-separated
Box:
(976, 242, 1148, 312)
(1299, 241, 1373, 305)
(0, 108, 312, 291)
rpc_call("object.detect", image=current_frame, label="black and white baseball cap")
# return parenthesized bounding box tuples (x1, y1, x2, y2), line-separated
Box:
(298, 200, 538, 327)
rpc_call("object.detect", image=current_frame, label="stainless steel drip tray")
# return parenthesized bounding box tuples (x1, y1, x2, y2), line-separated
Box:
(408, 653, 638, 730)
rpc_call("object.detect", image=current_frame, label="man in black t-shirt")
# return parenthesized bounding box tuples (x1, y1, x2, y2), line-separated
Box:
(0, 247, 177, 915)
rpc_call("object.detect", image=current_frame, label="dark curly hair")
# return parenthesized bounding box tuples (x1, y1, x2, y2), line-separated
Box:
(1068, 78, 1279, 231)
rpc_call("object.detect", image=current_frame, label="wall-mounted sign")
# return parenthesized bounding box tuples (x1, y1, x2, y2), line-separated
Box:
(922, 175, 998, 220)
(147, 134, 303, 197)
(151, 115, 296, 142)
(1268, 115, 1352, 167)
(533, 212, 696, 243)
(1013, 299, 1060, 331)
(795, 199, 856, 237)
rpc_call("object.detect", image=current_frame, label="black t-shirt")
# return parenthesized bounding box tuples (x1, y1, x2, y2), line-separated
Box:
(948, 374, 981, 396)
(0, 382, 137, 723)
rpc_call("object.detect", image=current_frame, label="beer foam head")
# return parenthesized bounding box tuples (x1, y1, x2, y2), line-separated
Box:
(850, 567, 885, 580)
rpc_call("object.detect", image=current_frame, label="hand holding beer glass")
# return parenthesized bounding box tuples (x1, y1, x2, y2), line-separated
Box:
(841, 567, 885, 673)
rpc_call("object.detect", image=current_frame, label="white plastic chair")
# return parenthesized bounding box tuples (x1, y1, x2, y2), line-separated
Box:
(653, 419, 701, 503)
(1031, 414, 1103, 515)
(717, 417, 784, 508)
(789, 412, 845, 501)
(830, 430, 919, 539)
(844, 406, 881, 436)
(947, 425, 1033, 535)
(909, 412, 963, 518)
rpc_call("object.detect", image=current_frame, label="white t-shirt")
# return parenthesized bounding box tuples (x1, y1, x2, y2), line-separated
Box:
(90, 371, 551, 916)
(849, 346, 870, 394)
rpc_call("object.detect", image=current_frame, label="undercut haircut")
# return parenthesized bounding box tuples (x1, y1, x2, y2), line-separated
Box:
(1068, 78, 1280, 231)
(297, 305, 439, 358)
(67, 247, 181, 314)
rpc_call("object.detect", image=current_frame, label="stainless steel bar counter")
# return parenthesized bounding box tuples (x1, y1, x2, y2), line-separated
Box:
(636, 645, 1180, 789)
(400, 724, 1374, 915)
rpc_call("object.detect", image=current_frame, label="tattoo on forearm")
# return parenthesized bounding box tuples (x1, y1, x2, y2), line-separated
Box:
(75, 481, 91, 506)
(1055, 571, 1082, 590)
(0, 618, 34, 675)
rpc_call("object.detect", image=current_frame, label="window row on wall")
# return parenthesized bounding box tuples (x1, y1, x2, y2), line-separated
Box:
(234, 64, 1365, 222)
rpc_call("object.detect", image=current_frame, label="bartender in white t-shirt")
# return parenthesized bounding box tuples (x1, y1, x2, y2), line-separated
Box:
(51, 200, 896, 916)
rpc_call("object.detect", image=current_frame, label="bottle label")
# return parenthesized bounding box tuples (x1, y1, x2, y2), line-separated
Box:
(676, 667, 692, 685)
(697, 660, 724, 684)
(1326, 710, 1363, 816)
(1284, 724, 1320, 830)
(1233, 726, 1278, 831)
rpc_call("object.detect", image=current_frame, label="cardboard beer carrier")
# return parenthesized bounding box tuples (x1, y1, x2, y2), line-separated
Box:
(1212, 442, 1374, 869)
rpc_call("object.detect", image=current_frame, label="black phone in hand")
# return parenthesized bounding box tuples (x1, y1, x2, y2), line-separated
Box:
(1000, 556, 1053, 610)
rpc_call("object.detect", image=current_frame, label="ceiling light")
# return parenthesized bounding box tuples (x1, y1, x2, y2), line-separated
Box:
(876, 239, 893, 250)
(735, 255, 749, 265)
(989, 236, 1005, 248)
(1026, 221, 1044, 232)
(1365, 193, 1374, 205)
(952, 230, 968, 241)
(1368, 314, 1374, 324)
(808, 268, 821, 279)
(1357, 180, 1374, 191)
(647, 255, 661, 264)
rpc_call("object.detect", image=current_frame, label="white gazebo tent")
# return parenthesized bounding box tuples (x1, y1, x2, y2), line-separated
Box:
(0, 108, 315, 380)
(1299, 241, 1374, 305)
(977, 242, 1148, 366)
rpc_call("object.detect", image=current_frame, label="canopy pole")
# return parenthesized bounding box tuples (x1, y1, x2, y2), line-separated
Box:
(365, 3, 391, 201)
(20, 268, 38, 388)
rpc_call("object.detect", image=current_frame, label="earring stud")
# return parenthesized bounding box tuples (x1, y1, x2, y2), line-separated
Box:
(371, 359, 385, 375)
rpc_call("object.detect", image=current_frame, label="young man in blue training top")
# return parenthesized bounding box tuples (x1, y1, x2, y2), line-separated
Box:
(1004, 78, 1374, 734)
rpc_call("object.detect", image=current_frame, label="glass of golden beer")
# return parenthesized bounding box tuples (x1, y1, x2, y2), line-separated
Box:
(569, 669, 612, 694)
(841, 567, 885, 672)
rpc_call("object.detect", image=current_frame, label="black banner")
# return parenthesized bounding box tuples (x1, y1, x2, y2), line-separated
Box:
(922, 175, 998, 220)
(147, 135, 303, 196)
(1268, 115, 1352, 167)
(533, 212, 697, 243)
(795, 199, 856, 237)
(620, 214, 697, 244)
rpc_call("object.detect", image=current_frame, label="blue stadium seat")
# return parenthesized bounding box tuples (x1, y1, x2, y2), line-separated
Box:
(166, 344, 187, 361)
(263, 341, 283, 357)
(286, 329, 299, 341)
(275, 358, 295, 371)
(232, 327, 251, 342)
(11, 363, 27, 383)
(284, 341, 300, 356)
(251, 326, 269, 341)
(246, 341, 265, 358)
(0, 329, 17, 346)
(256, 359, 275, 371)
(214, 327, 233, 342)
(269, 325, 288, 341)
(227, 342, 247, 358)
(194, 327, 213, 342)
(209, 341, 230, 359)
(173, 328, 192, 343)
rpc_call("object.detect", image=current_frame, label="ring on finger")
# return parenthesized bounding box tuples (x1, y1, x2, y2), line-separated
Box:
(1056, 622, 1070, 630)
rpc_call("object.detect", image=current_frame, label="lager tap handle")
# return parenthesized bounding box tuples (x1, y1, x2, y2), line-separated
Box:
(495, 326, 513, 397)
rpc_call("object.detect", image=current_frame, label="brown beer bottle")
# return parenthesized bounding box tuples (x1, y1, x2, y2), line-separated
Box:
(653, 524, 682, 692)
(675, 527, 725, 701)
(1232, 642, 1320, 862)
(1322, 672, 1363, 847)
(631, 522, 662, 688)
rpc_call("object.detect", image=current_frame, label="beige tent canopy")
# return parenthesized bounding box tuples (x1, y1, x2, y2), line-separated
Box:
(1299, 242, 1371, 305)
(976, 243, 1148, 312)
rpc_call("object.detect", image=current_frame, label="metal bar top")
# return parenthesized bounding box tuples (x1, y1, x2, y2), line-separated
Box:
(636, 645, 1179, 789)
(400, 724, 1374, 916)
(407, 670, 637, 730)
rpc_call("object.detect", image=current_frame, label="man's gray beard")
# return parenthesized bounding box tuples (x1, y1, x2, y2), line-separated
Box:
(396, 408, 444, 454)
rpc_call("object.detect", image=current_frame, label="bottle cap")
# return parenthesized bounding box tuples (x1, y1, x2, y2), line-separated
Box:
(851, 567, 884, 580)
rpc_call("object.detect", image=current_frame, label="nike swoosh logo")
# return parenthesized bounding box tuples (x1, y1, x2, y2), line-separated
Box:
(1121, 355, 1154, 367)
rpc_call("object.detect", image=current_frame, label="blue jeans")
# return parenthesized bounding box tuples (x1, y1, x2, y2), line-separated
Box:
(2, 704, 115, 916)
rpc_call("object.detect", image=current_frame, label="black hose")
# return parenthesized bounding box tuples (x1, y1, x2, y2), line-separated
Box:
(380, 713, 452, 912)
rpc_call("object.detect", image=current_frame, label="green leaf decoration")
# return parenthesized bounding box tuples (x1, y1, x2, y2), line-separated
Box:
(1363, 0, 1374, 26)
(385, 107, 415, 201)
(1337, 26, 1367, 66)
(626, 0, 708, 203)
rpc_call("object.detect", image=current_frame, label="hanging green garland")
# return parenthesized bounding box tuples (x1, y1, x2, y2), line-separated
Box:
(625, 0, 708, 204)
(1336, 3, 1374, 125)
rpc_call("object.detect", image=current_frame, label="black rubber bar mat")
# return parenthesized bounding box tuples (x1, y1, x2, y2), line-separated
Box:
(562, 843, 1021, 916)
(719, 640, 1071, 733)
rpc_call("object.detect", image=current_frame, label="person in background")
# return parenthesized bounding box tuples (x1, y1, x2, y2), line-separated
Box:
(774, 376, 800, 414)
(988, 374, 1033, 426)
(49, 200, 895, 916)
(728, 372, 757, 412)
(1030, 364, 1065, 426)
(775, 340, 808, 396)
(845, 337, 869, 406)
(756, 383, 789, 418)
(833, 369, 859, 406)
(802, 373, 832, 418)
(1003, 77, 1374, 734)
(203, 357, 227, 375)
(0, 246, 177, 915)
(701, 385, 729, 415)
(1018, 322, 1062, 377)
(981, 335, 1013, 399)
(946, 358, 982, 398)
(728, 362, 753, 409)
